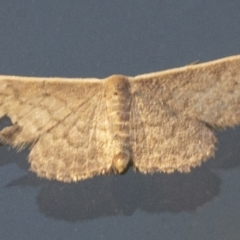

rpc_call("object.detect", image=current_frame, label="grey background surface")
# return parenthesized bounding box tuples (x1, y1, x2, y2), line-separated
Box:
(0, 1, 240, 240)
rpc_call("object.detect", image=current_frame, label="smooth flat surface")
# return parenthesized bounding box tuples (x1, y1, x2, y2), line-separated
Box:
(0, 1, 240, 240)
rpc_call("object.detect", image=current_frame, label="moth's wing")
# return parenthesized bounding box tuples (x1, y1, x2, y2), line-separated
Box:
(0, 76, 113, 182)
(129, 86, 216, 173)
(0, 76, 98, 146)
(129, 55, 240, 173)
(132, 55, 240, 128)
(29, 90, 114, 182)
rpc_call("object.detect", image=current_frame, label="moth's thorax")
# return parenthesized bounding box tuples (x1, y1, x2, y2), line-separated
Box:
(104, 75, 131, 173)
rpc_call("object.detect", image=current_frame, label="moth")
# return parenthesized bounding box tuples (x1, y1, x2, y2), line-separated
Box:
(0, 55, 239, 182)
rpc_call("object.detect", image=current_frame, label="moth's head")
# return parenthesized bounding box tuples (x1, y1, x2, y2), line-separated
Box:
(104, 75, 129, 96)
(112, 150, 130, 174)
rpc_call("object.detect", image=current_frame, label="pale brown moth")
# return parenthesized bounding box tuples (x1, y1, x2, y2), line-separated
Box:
(0, 55, 240, 182)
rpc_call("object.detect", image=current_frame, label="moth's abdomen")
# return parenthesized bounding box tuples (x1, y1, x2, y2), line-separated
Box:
(104, 75, 131, 173)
